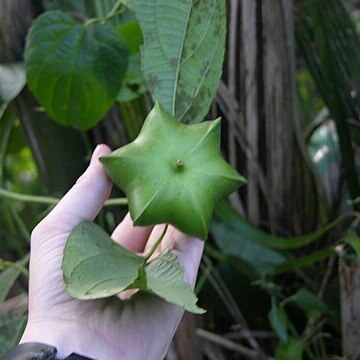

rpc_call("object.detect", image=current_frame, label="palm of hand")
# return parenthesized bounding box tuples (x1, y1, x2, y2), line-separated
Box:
(21, 145, 203, 360)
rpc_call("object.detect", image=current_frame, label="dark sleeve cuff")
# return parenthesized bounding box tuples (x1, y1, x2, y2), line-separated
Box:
(3, 342, 94, 360)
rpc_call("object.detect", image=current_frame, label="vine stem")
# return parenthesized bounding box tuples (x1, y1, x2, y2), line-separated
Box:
(142, 224, 169, 264)
(0, 188, 128, 207)
(85, 0, 124, 26)
(0, 259, 29, 278)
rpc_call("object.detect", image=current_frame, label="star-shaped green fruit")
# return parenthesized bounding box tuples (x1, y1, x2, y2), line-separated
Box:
(100, 102, 246, 240)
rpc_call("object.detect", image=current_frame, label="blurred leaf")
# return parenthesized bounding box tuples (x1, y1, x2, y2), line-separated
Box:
(296, 0, 360, 205)
(213, 202, 349, 250)
(275, 337, 304, 360)
(25, 11, 129, 130)
(63, 221, 205, 314)
(285, 288, 332, 318)
(268, 298, 288, 342)
(116, 21, 147, 101)
(0, 104, 15, 182)
(133, 0, 226, 123)
(117, 51, 147, 101)
(0, 314, 27, 357)
(344, 234, 360, 260)
(211, 217, 287, 275)
(0, 63, 26, 103)
(0, 255, 29, 302)
(15, 90, 87, 195)
(42, 0, 96, 16)
(117, 21, 143, 55)
(273, 247, 333, 274)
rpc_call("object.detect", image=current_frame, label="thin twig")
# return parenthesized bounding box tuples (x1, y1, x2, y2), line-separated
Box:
(196, 329, 261, 359)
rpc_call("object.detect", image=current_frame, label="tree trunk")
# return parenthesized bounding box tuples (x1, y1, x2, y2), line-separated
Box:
(217, 0, 320, 234)
(339, 256, 360, 359)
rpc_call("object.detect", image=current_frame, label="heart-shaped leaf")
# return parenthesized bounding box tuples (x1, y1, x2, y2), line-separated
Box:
(62, 221, 205, 314)
(25, 11, 129, 130)
(62, 221, 143, 298)
(101, 102, 245, 239)
(133, 0, 226, 123)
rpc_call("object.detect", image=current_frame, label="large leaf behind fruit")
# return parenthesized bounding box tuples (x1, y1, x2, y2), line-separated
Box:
(25, 11, 128, 130)
(133, 0, 226, 123)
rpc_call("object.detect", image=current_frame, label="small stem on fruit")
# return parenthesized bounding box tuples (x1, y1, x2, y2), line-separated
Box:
(142, 224, 169, 264)
(176, 159, 184, 167)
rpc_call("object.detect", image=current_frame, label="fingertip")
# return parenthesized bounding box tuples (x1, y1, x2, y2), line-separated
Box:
(111, 213, 153, 253)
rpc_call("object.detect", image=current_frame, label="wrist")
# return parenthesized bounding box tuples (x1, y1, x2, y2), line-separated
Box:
(20, 319, 95, 359)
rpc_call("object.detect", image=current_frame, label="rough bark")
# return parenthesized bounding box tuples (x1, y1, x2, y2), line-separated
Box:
(0, 0, 41, 62)
(339, 257, 360, 359)
(216, 0, 320, 234)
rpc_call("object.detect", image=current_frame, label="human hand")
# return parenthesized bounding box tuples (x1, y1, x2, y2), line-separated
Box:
(20, 144, 204, 359)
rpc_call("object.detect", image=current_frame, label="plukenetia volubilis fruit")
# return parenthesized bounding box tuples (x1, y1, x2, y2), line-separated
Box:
(60, 0, 245, 313)
(100, 102, 245, 240)
(62, 103, 245, 314)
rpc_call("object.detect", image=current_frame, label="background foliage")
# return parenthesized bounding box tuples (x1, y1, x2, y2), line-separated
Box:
(1, 0, 360, 359)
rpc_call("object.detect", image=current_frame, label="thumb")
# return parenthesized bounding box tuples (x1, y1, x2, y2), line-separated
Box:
(32, 144, 112, 239)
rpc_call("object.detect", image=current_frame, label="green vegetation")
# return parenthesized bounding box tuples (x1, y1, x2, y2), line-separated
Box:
(1, 0, 360, 358)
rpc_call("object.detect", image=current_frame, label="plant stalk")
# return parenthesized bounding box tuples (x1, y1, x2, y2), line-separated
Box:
(0, 258, 29, 278)
(0, 188, 128, 207)
(142, 224, 169, 264)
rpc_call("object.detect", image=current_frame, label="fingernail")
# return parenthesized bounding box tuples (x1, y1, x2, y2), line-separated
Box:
(90, 144, 102, 164)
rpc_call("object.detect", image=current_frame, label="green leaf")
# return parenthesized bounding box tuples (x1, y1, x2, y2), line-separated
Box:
(117, 21, 143, 55)
(0, 255, 29, 303)
(211, 217, 287, 274)
(133, 0, 226, 123)
(25, 11, 129, 130)
(62, 221, 204, 313)
(116, 22, 148, 102)
(0, 314, 27, 357)
(62, 221, 143, 299)
(268, 298, 288, 342)
(0, 63, 26, 103)
(145, 251, 205, 314)
(101, 102, 245, 239)
(214, 201, 351, 250)
(284, 288, 332, 319)
(275, 337, 304, 360)
(273, 246, 333, 274)
(344, 234, 360, 261)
